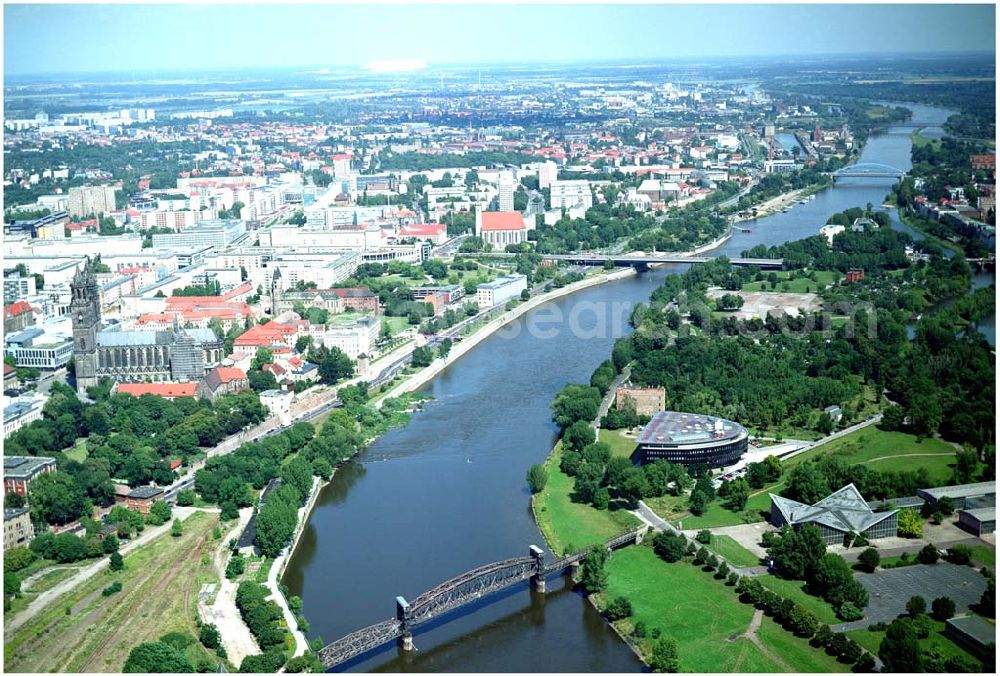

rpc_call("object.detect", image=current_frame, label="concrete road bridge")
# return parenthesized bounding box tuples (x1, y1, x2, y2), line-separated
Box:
(827, 163, 906, 183)
(465, 252, 784, 269)
(318, 527, 648, 670)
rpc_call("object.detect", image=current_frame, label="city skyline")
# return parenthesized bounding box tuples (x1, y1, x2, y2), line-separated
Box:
(4, 2, 996, 76)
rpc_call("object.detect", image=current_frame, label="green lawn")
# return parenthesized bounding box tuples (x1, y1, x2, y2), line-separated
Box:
(755, 615, 852, 672)
(603, 546, 780, 672)
(645, 485, 777, 531)
(785, 427, 957, 483)
(533, 442, 639, 556)
(707, 534, 761, 568)
(382, 316, 410, 336)
(758, 575, 839, 625)
(740, 270, 839, 294)
(847, 617, 983, 667)
(63, 438, 88, 463)
(969, 545, 996, 568)
(598, 428, 638, 458)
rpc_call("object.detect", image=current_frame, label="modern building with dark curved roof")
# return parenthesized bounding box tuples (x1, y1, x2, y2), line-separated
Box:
(632, 411, 748, 468)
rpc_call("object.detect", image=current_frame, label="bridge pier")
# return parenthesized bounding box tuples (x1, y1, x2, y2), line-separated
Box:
(529, 545, 546, 593)
(396, 596, 413, 651)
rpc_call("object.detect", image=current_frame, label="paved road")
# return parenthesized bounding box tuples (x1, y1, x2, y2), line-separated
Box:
(4, 506, 202, 638)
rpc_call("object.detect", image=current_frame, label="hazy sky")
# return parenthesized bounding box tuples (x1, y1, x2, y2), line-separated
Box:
(4, 3, 996, 76)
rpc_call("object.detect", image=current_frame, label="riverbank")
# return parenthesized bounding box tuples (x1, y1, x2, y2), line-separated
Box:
(735, 182, 829, 223)
(374, 267, 638, 405)
(895, 206, 967, 256)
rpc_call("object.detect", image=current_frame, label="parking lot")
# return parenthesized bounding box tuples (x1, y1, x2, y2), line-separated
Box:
(854, 562, 988, 624)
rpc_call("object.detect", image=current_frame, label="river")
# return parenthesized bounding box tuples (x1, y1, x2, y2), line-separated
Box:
(284, 101, 993, 672)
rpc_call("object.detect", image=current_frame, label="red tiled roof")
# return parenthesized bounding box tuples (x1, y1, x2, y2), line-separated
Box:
(4, 301, 34, 318)
(117, 382, 198, 398)
(480, 212, 526, 232)
(212, 366, 247, 383)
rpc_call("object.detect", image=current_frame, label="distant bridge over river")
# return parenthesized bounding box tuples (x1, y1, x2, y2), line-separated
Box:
(318, 527, 648, 670)
(467, 252, 784, 269)
(827, 163, 906, 183)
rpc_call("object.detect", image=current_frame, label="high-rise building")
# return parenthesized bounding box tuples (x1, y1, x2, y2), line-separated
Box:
(498, 171, 515, 212)
(68, 185, 117, 218)
(538, 161, 558, 190)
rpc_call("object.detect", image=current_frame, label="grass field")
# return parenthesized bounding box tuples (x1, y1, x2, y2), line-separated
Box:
(598, 428, 638, 458)
(532, 442, 639, 556)
(4, 511, 228, 673)
(383, 316, 411, 336)
(785, 427, 957, 483)
(603, 546, 781, 672)
(755, 615, 851, 672)
(64, 439, 89, 463)
(847, 617, 981, 667)
(969, 546, 995, 568)
(740, 270, 840, 294)
(645, 484, 778, 531)
(758, 575, 839, 625)
(707, 534, 762, 568)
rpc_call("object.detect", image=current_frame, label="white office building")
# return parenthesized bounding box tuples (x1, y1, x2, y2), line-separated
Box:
(550, 180, 593, 210)
(319, 314, 380, 359)
(476, 275, 528, 309)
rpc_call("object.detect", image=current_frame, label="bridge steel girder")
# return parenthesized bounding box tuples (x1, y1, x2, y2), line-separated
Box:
(405, 557, 537, 627)
(318, 618, 403, 669)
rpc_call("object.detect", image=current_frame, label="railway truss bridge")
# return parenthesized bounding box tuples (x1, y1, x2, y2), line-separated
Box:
(317, 526, 648, 670)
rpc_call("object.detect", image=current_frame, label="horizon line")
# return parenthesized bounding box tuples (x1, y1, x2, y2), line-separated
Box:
(5, 50, 996, 80)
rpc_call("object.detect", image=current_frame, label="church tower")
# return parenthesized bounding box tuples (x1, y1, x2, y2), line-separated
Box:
(71, 259, 101, 393)
(270, 267, 283, 316)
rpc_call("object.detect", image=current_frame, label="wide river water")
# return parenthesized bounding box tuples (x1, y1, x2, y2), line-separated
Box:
(284, 102, 994, 672)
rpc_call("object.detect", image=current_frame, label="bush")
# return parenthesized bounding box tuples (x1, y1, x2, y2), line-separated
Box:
(896, 509, 923, 538)
(102, 580, 122, 596)
(226, 554, 246, 580)
(176, 489, 195, 507)
(917, 543, 940, 565)
(650, 636, 679, 673)
(912, 613, 934, 639)
(124, 641, 194, 673)
(5, 572, 22, 597)
(109, 552, 124, 572)
(604, 596, 633, 621)
(695, 529, 712, 544)
(837, 602, 864, 621)
(946, 545, 973, 566)
(726, 571, 739, 586)
(632, 620, 647, 638)
(3, 547, 37, 573)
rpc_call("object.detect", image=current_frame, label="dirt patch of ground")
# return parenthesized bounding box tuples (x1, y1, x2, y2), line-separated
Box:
(707, 289, 821, 319)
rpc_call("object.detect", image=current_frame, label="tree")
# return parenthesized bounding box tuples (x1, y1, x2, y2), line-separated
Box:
(526, 464, 548, 494)
(148, 500, 171, 526)
(175, 489, 195, 507)
(563, 420, 596, 452)
(102, 534, 120, 556)
(931, 596, 956, 621)
(29, 472, 87, 525)
(604, 596, 633, 621)
(109, 551, 124, 572)
(768, 525, 827, 580)
(858, 547, 880, 573)
(199, 623, 221, 650)
(437, 338, 453, 359)
(579, 546, 609, 594)
(124, 641, 194, 673)
(410, 345, 434, 368)
(551, 384, 602, 431)
(724, 478, 750, 511)
(917, 543, 939, 564)
(788, 604, 820, 637)
(896, 509, 924, 538)
(879, 618, 922, 673)
(251, 347, 274, 371)
(695, 529, 712, 544)
(650, 636, 680, 673)
(226, 554, 246, 580)
(905, 595, 927, 618)
(784, 464, 829, 505)
(171, 518, 183, 538)
(3, 547, 36, 573)
(946, 545, 973, 566)
(688, 489, 707, 516)
(652, 531, 687, 563)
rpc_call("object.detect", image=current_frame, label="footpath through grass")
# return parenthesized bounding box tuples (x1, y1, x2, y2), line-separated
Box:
(785, 427, 956, 483)
(4, 510, 228, 673)
(604, 546, 778, 672)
